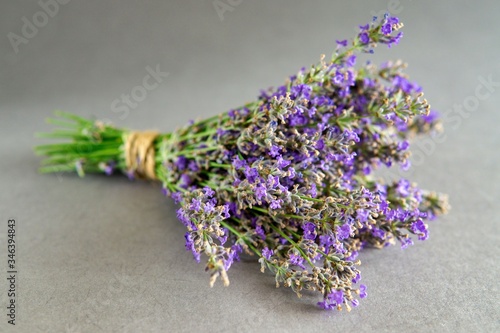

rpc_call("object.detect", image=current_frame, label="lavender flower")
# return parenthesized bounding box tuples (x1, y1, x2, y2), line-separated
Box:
(36, 14, 449, 312)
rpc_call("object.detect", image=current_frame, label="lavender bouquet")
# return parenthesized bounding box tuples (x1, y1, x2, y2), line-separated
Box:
(36, 15, 448, 311)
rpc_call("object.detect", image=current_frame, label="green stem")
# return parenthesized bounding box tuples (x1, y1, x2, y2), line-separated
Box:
(220, 220, 260, 256)
(268, 223, 315, 268)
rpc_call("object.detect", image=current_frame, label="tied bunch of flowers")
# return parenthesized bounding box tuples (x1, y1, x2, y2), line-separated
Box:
(36, 15, 448, 311)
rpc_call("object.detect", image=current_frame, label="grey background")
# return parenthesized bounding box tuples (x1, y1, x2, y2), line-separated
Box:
(1, 1, 499, 332)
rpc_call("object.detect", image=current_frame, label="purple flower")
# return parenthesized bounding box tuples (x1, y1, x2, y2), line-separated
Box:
(289, 253, 305, 269)
(188, 160, 199, 172)
(231, 244, 242, 259)
(415, 190, 423, 204)
(203, 201, 215, 213)
(244, 167, 259, 184)
(359, 284, 367, 298)
(161, 186, 168, 196)
(381, 22, 393, 35)
(387, 16, 399, 25)
(308, 183, 317, 198)
(359, 32, 370, 44)
(346, 55, 357, 67)
(228, 202, 239, 217)
(388, 31, 403, 47)
(337, 224, 351, 240)
(232, 156, 246, 169)
(175, 156, 188, 170)
(171, 191, 182, 204)
(344, 130, 360, 143)
(346, 250, 359, 261)
(176, 208, 196, 230)
(359, 24, 369, 31)
(203, 187, 215, 197)
(103, 161, 115, 175)
(190, 198, 201, 212)
(184, 233, 200, 263)
(307, 106, 317, 118)
(400, 236, 414, 249)
(228, 109, 237, 119)
(375, 183, 387, 196)
(269, 145, 281, 157)
(317, 301, 331, 310)
(319, 234, 334, 249)
(392, 76, 418, 94)
(397, 140, 410, 151)
(224, 244, 243, 270)
(267, 175, 280, 189)
(422, 109, 439, 123)
(336, 39, 348, 47)
(316, 139, 325, 150)
(222, 204, 231, 219)
(179, 174, 191, 188)
(401, 159, 411, 171)
(356, 209, 370, 223)
(218, 229, 229, 245)
(233, 177, 241, 187)
(318, 289, 345, 310)
(302, 222, 317, 241)
(331, 289, 344, 304)
(411, 219, 429, 241)
(410, 219, 425, 234)
(216, 127, 227, 137)
(333, 71, 344, 84)
(270, 199, 282, 210)
(262, 247, 273, 260)
(255, 183, 267, 202)
(276, 156, 291, 168)
(371, 227, 385, 239)
(290, 113, 308, 127)
(291, 84, 312, 100)
(255, 224, 266, 239)
(396, 179, 411, 197)
(345, 70, 355, 86)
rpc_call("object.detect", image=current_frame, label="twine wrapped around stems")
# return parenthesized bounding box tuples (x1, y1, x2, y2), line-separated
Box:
(124, 131, 159, 180)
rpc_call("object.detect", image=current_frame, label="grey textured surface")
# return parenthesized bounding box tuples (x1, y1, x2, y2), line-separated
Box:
(1, 1, 499, 332)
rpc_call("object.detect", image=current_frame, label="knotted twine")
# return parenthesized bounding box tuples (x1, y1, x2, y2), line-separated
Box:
(124, 131, 159, 180)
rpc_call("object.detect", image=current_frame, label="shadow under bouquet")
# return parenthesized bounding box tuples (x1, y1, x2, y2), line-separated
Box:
(36, 14, 449, 312)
